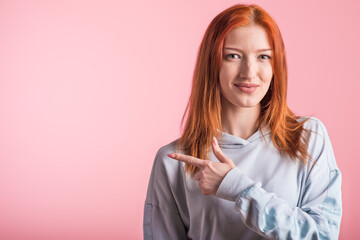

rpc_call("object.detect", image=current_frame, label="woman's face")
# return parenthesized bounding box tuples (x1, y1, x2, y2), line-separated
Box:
(219, 24, 273, 110)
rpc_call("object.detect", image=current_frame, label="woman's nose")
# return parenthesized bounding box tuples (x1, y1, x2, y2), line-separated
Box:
(239, 58, 256, 80)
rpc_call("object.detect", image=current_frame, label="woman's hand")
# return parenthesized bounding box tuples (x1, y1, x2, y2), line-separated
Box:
(168, 136, 236, 196)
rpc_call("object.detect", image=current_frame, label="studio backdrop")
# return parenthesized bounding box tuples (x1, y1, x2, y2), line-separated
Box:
(0, 0, 359, 239)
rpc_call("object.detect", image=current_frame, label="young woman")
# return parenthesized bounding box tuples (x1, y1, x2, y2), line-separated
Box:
(143, 4, 342, 240)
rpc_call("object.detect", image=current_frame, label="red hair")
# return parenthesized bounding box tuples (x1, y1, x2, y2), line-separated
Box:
(177, 4, 314, 175)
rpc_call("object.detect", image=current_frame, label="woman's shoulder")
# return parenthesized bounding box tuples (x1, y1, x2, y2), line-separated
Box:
(297, 116, 330, 138)
(155, 138, 181, 158)
(297, 116, 339, 170)
(152, 138, 183, 171)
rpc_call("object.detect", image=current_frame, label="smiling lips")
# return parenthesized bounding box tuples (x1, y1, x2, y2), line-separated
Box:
(234, 83, 259, 93)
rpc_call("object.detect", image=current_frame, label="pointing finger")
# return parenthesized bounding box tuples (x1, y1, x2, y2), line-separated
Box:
(167, 153, 206, 168)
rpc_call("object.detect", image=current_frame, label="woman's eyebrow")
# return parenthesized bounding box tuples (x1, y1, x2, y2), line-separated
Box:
(224, 47, 273, 52)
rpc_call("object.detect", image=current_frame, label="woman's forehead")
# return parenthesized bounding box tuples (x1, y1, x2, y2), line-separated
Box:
(224, 24, 271, 49)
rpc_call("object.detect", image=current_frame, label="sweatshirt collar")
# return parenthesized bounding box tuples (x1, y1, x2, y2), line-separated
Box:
(216, 123, 271, 147)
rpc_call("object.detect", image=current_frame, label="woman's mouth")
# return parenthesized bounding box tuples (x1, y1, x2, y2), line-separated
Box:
(234, 83, 259, 93)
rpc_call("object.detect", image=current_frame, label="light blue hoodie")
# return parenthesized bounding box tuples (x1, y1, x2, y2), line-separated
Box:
(143, 117, 342, 239)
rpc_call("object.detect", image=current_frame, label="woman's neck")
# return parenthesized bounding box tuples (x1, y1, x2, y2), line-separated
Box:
(221, 98, 261, 140)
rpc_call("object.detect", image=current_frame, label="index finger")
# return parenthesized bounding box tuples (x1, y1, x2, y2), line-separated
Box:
(167, 153, 206, 168)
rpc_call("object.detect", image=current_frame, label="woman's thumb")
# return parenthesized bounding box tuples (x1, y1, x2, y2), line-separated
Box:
(212, 136, 234, 166)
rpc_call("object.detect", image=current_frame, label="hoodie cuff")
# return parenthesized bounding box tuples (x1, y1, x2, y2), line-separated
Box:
(216, 167, 255, 202)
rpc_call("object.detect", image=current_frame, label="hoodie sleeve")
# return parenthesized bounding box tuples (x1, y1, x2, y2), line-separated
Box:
(215, 121, 342, 240)
(143, 147, 189, 240)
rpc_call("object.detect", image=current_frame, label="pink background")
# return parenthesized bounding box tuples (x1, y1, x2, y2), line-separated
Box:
(0, 0, 359, 239)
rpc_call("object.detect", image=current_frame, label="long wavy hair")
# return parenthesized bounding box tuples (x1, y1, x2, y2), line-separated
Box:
(177, 4, 314, 175)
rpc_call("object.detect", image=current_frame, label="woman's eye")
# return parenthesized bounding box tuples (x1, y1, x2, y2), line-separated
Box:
(225, 54, 240, 59)
(259, 54, 271, 60)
